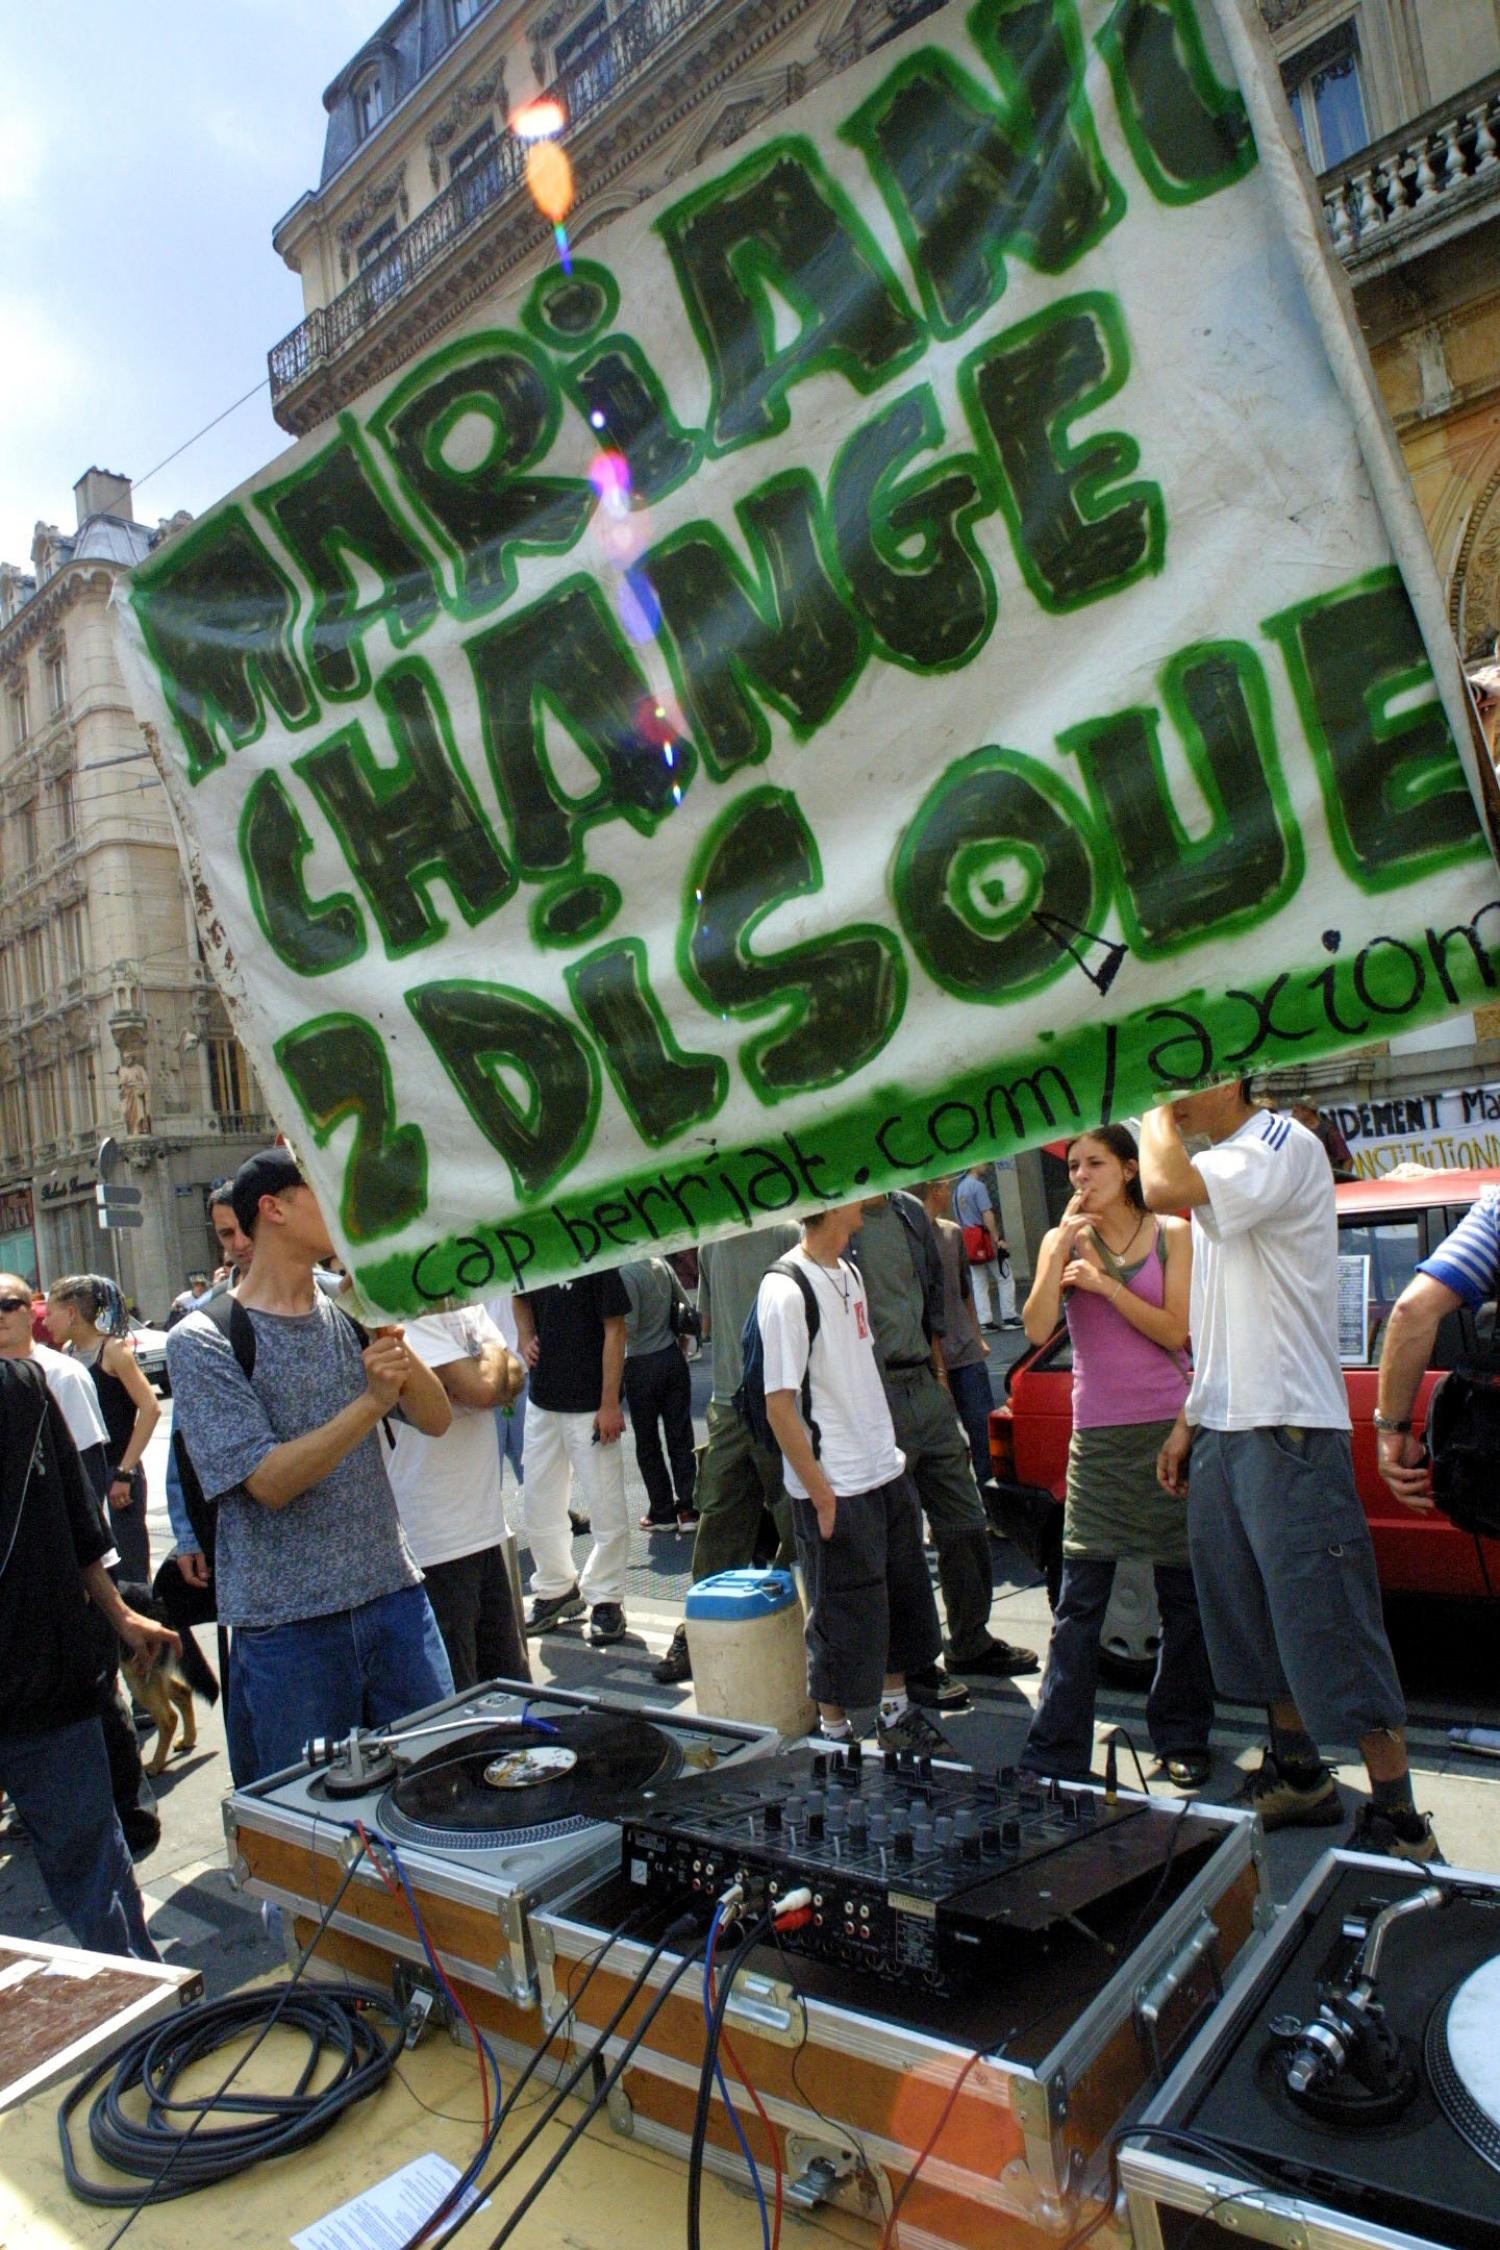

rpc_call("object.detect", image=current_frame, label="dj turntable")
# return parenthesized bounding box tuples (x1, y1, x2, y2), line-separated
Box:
(1122, 1850, 1500, 2250)
(224, 1680, 775, 2005)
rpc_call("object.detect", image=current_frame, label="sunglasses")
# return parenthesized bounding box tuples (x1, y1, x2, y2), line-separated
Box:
(0, 1297, 33, 1314)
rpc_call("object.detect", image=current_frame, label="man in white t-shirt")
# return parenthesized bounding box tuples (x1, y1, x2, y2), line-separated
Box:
(384, 1304, 529, 1691)
(759, 1204, 944, 1753)
(1141, 1083, 1437, 1863)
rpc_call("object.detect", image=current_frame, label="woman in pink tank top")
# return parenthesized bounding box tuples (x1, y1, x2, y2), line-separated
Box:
(1018, 1126, 1215, 1790)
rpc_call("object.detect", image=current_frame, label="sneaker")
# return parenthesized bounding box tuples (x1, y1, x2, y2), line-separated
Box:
(652, 1623, 692, 1684)
(677, 1510, 701, 1534)
(905, 1664, 971, 1712)
(525, 1586, 585, 1634)
(639, 1514, 678, 1531)
(1161, 1751, 1212, 1791)
(1346, 1802, 1444, 1864)
(589, 1602, 627, 1646)
(949, 1640, 1040, 1680)
(568, 1511, 591, 1537)
(876, 1703, 955, 1757)
(1231, 1747, 1343, 1830)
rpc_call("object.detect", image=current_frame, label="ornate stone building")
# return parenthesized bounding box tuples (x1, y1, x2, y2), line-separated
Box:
(0, 472, 273, 1310)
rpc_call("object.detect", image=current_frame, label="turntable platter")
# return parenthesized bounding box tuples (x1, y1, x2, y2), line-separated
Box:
(377, 1712, 683, 1851)
(1429, 1953, 1500, 2175)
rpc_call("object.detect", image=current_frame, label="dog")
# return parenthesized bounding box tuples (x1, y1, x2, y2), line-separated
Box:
(116, 1579, 219, 1776)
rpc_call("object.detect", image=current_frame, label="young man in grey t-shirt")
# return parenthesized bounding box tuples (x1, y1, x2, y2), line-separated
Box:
(166, 1149, 454, 1782)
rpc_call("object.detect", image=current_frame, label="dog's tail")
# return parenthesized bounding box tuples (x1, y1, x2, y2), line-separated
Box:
(175, 1629, 221, 1706)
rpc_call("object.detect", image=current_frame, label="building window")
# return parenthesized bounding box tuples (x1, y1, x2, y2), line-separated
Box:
(449, 118, 496, 179)
(358, 218, 402, 308)
(1283, 23, 1368, 172)
(44, 652, 66, 715)
(79, 1045, 97, 1130)
(209, 1035, 255, 1121)
(52, 772, 74, 844)
(57, 903, 83, 980)
(354, 68, 385, 141)
(18, 805, 37, 872)
(453, 0, 481, 26)
(7, 685, 28, 754)
(556, 3, 611, 78)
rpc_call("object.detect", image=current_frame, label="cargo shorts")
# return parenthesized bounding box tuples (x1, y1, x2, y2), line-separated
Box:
(1187, 1426, 1406, 1745)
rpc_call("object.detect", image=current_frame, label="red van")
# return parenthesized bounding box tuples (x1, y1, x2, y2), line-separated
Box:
(988, 1168, 1499, 1676)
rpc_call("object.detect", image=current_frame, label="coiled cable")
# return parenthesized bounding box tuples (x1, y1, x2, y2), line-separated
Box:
(59, 1981, 404, 2207)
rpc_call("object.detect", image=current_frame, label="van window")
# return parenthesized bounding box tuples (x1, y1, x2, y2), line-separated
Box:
(1338, 1213, 1422, 1364)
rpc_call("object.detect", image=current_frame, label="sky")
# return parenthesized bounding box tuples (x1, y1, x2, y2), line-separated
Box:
(1, 1, 393, 568)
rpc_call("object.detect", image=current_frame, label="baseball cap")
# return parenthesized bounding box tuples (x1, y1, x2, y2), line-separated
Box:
(230, 1147, 308, 1234)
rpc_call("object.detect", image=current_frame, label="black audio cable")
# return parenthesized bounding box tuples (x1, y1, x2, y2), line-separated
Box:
(476, 1931, 711, 2250)
(398, 1899, 658, 2250)
(60, 1840, 400, 2242)
(401, 1911, 703, 2250)
(686, 1909, 774, 2250)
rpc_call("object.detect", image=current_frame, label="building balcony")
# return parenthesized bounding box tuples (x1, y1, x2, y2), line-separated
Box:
(1322, 71, 1500, 277)
(269, 0, 727, 418)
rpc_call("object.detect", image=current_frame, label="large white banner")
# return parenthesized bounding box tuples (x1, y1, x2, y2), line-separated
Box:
(116, 0, 1500, 1312)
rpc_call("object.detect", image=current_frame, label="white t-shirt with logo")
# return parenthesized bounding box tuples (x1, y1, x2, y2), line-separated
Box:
(1185, 1112, 1350, 1432)
(758, 1247, 904, 1499)
(386, 1306, 508, 1566)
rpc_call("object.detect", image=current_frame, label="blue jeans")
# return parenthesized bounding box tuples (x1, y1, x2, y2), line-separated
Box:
(947, 1361, 994, 1492)
(494, 1383, 526, 1487)
(0, 1716, 157, 1958)
(1023, 1558, 1215, 1779)
(233, 1586, 454, 1782)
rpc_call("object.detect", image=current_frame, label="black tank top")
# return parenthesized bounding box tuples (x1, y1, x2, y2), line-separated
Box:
(80, 1341, 137, 1463)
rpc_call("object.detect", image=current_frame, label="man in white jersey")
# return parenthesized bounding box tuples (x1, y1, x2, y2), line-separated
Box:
(1141, 1082, 1437, 1862)
(758, 1203, 945, 1754)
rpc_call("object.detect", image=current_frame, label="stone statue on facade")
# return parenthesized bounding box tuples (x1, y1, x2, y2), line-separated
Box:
(117, 1055, 151, 1138)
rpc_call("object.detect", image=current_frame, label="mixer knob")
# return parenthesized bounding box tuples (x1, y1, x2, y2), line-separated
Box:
(1001, 1818, 1021, 1851)
(845, 1739, 863, 1771)
(807, 1789, 825, 1814)
(868, 1812, 890, 1844)
(807, 1809, 825, 1842)
(1019, 1789, 1042, 1816)
(953, 1808, 978, 1840)
(917, 1755, 934, 1784)
(1000, 1765, 1017, 1786)
(765, 1801, 783, 1833)
(813, 1754, 829, 1782)
(1074, 1791, 1097, 1821)
(848, 1802, 868, 1840)
(826, 1802, 848, 1836)
(894, 1828, 914, 1863)
(980, 1822, 1000, 1854)
(1060, 1792, 1080, 1824)
(961, 1827, 983, 1863)
(884, 1748, 900, 1776)
(933, 1815, 954, 1848)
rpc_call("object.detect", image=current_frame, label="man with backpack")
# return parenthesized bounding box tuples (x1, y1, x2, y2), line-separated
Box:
(848, 1193, 1037, 1702)
(1375, 1185, 1500, 1517)
(166, 1149, 454, 1782)
(756, 1203, 945, 1752)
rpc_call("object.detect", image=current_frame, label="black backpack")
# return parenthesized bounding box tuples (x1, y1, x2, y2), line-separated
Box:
(1427, 1329, 1500, 1541)
(733, 1258, 823, 1457)
(173, 1295, 374, 1561)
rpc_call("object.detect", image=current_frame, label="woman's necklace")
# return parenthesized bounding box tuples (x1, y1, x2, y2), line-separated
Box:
(1095, 1210, 1149, 1267)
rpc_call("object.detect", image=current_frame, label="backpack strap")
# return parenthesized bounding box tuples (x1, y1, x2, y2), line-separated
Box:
(201, 1292, 256, 1380)
(770, 1257, 822, 1459)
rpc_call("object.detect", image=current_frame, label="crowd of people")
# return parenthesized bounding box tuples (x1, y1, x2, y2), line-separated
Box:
(4, 1080, 1490, 1964)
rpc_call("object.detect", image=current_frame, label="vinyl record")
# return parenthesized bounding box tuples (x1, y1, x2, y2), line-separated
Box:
(1428, 1953, 1500, 2174)
(378, 1711, 682, 1850)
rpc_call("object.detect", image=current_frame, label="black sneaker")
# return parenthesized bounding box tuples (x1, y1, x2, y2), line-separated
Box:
(1230, 1747, 1343, 1829)
(589, 1602, 627, 1646)
(876, 1703, 955, 1758)
(1346, 1802, 1444, 1864)
(569, 1511, 592, 1537)
(949, 1640, 1040, 1680)
(905, 1664, 971, 1712)
(652, 1624, 692, 1683)
(525, 1586, 585, 1634)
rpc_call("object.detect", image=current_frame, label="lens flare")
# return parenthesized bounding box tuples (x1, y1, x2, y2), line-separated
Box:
(526, 139, 574, 224)
(512, 97, 566, 139)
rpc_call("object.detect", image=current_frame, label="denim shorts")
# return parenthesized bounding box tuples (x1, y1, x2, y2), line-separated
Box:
(1187, 1426, 1405, 1744)
(233, 1583, 454, 1781)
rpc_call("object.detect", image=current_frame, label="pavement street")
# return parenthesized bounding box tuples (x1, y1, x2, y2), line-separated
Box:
(2, 1333, 1497, 1999)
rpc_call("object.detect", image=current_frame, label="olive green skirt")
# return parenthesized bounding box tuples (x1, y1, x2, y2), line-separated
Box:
(1062, 1419, 1191, 1568)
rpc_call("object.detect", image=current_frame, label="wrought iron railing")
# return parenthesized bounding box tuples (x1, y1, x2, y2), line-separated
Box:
(1322, 71, 1500, 259)
(270, 0, 723, 403)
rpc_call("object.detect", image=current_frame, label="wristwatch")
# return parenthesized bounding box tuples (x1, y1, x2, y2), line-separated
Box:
(1371, 1411, 1412, 1434)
